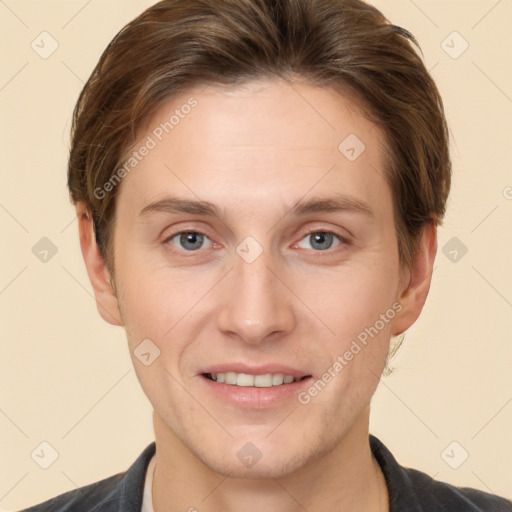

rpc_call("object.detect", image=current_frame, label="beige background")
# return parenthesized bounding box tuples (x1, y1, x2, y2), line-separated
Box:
(1, 0, 511, 509)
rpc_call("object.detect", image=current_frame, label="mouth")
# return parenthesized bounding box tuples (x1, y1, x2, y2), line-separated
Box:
(202, 372, 312, 387)
(199, 367, 314, 408)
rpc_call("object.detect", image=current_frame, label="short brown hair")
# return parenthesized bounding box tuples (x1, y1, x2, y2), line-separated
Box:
(68, 0, 451, 272)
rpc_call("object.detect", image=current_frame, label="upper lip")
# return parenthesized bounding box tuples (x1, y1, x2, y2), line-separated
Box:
(199, 363, 311, 379)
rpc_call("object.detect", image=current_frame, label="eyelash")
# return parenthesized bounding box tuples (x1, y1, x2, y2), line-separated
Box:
(162, 228, 348, 255)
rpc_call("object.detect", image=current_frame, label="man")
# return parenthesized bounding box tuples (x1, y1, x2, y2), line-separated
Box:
(21, 0, 512, 510)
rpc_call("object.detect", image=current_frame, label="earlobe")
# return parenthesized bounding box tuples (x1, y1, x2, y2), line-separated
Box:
(76, 203, 123, 326)
(392, 224, 437, 336)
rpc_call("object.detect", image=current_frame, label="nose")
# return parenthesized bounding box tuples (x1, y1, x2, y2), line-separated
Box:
(216, 246, 296, 346)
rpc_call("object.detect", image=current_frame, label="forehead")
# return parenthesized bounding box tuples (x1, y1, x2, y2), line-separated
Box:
(118, 79, 390, 216)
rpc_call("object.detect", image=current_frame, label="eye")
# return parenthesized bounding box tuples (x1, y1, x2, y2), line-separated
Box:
(166, 231, 213, 251)
(296, 231, 343, 251)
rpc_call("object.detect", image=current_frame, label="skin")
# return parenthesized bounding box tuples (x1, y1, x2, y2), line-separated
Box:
(78, 79, 436, 511)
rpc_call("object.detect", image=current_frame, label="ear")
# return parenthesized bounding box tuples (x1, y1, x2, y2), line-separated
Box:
(392, 224, 437, 336)
(76, 203, 123, 326)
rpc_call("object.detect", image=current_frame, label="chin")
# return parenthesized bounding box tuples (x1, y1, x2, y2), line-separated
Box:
(186, 428, 330, 480)
(200, 448, 311, 480)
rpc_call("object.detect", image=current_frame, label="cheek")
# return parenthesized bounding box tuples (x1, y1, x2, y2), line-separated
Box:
(295, 267, 397, 416)
(296, 259, 400, 342)
(295, 259, 399, 401)
(116, 254, 218, 357)
(115, 258, 181, 343)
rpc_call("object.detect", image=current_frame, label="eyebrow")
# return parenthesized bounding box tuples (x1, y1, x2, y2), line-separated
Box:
(139, 194, 373, 219)
(291, 194, 373, 217)
(139, 197, 222, 217)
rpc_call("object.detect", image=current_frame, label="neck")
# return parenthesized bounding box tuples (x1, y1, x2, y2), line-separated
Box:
(151, 409, 388, 512)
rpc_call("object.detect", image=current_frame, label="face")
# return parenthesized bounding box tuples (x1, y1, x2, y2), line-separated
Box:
(95, 79, 413, 478)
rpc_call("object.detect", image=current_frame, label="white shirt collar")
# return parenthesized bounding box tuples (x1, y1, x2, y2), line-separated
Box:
(141, 453, 156, 512)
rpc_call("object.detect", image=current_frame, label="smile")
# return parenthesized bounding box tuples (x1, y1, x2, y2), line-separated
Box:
(204, 372, 310, 387)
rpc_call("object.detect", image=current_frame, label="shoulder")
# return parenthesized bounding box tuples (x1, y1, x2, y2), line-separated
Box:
(19, 473, 124, 512)
(404, 465, 512, 511)
(18, 442, 156, 512)
(370, 435, 512, 512)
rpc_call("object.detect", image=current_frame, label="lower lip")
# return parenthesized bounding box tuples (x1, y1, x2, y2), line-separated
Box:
(199, 375, 313, 409)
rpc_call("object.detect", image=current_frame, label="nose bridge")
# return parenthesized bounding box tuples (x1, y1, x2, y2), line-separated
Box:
(216, 239, 294, 344)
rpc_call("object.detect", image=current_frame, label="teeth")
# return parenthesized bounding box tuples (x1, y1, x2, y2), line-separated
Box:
(225, 372, 237, 385)
(272, 373, 284, 385)
(208, 372, 299, 387)
(236, 373, 255, 386)
(254, 374, 272, 387)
